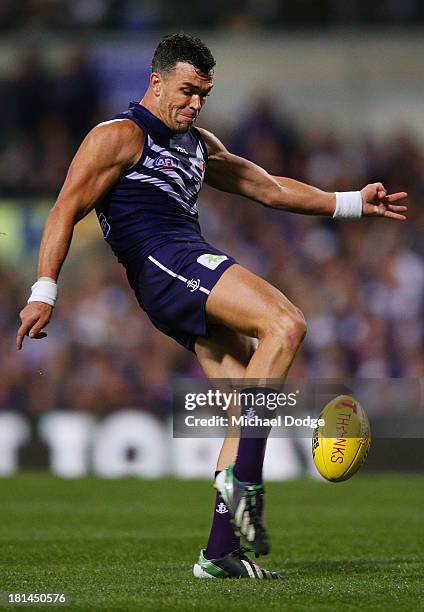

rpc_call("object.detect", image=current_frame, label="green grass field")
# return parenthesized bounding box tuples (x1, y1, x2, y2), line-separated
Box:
(0, 474, 423, 611)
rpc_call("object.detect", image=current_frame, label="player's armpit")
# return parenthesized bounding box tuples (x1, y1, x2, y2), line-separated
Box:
(198, 128, 281, 206)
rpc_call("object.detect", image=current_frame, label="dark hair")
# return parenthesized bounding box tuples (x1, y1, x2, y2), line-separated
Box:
(152, 33, 215, 76)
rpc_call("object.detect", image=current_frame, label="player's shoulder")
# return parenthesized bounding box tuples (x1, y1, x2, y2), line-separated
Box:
(83, 118, 144, 166)
(92, 118, 144, 144)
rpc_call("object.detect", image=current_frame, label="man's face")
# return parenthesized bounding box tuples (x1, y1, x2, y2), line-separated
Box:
(153, 62, 214, 133)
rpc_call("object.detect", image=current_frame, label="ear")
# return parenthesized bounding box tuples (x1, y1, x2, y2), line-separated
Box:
(150, 72, 162, 97)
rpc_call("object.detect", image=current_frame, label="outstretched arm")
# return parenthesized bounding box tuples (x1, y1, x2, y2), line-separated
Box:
(272, 176, 407, 220)
(16, 119, 143, 349)
(199, 128, 407, 220)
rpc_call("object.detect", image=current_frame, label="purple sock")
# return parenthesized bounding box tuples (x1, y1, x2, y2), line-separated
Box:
(233, 388, 273, 484)
(205, 472, 240, 560)
(234, 437, 267, 484)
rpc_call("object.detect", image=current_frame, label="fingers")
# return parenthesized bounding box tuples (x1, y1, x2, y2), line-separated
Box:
(16, 323, 28, 350)
(382, 193, 408, 219)
(361, 186, 408, 221)
(385, 191, 408, 202)
(366, 184, 407, 204)
(382, 210, 407, 221)
(363, 182, 388, 206)
(387, 204, 407, 212)
(374, 183, 387, 201)
(28, 323, 48, 339)
(365, 202, 407, 221)
(16, 323, 48, 350)
(16, 320, 36, 350)
(16, 304, 52, 350)
(16, 312, 35, 350)
(378, 192, 408, 209)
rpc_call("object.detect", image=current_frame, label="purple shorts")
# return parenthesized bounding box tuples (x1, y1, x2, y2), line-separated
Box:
(126, 241, 236, 351)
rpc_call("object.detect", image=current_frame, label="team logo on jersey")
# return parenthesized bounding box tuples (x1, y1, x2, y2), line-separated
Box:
(197, 254, 228, 270)
(216, 502, 229, 514)
(153, 155, 179, 169)
(187, 278, 200, 292)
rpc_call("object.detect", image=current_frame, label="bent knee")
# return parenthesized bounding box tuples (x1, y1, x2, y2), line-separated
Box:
(294, 307, 307, 339)
(259, 304, 307, 348)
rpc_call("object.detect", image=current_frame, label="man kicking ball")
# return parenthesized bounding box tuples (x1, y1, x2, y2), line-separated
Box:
(17, 34, 407, 579)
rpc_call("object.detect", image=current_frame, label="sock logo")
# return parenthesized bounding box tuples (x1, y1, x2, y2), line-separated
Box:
(245, 406, 256, 418)
(216, 502, 229, 514)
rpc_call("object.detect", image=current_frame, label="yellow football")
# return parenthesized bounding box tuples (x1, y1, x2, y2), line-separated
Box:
(312, 395, 371, 482)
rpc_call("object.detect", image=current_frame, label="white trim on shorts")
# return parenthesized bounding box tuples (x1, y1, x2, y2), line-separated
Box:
(147, 255, 210, 295)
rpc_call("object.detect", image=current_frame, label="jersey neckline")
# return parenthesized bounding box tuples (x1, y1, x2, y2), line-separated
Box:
(128, 101, 175, 140)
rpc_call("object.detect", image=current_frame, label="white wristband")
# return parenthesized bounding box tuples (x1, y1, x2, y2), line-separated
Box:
(333, 191, 362, 219)
(28, 277, 58, 307)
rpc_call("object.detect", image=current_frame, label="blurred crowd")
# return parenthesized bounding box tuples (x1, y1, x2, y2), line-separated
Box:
(2, 0, 424, 32)
(0, 50, 101, 197)
(1, 46, 424, 417)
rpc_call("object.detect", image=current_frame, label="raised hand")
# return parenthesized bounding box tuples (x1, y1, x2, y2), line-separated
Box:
(361, 182, 408, 221)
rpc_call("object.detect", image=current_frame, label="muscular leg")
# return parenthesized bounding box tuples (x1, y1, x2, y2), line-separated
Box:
(196, 263, 306, 470)
(195, 325, 257, 560)
(205, 264, 306, 556)
(195, 325, 257, 469)
(195, 265, 306, 559)
(204, 264, 307, 379)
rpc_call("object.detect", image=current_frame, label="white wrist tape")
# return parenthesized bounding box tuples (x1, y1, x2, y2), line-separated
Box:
(333, 191, 362, 219)
(28, 277, 57, 307)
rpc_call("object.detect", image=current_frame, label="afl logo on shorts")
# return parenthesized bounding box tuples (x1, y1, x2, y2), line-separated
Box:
(154, 155, 179, 169)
